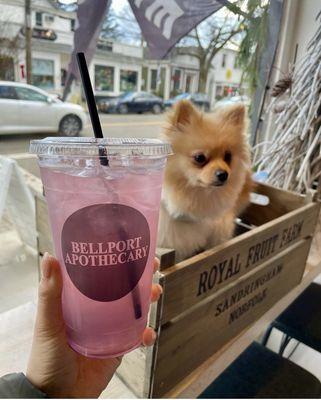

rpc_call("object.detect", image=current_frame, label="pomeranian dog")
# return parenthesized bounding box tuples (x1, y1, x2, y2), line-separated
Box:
(157, 100, 253, 262)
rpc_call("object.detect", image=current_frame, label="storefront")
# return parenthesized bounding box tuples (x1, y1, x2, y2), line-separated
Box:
(170, 66, 199, 96)
(16, 48, 61, 93)
(91, 59, 141, 97)
(32, 58, 55, 89)
(119, 69, 138, 92)
(214, 82, 244, 99)
(94, 64, 115, 92)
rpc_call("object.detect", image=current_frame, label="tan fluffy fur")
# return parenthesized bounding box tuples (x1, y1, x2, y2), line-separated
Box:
(157, 100, 253, 261)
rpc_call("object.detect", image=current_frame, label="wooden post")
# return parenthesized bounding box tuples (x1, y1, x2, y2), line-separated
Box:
(25, 0, 32, 84)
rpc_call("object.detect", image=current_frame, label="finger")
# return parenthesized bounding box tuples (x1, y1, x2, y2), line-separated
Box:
(142, 327, 156, 347)
(35, 253, 64, 336)
(151, 284, 163, 302)
(153, 257, 160, 274)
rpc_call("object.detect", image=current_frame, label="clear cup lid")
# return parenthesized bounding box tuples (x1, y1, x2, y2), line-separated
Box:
(30, 137, 172, 157)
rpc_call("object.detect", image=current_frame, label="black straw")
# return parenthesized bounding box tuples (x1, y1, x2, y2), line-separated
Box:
(76, 52, 108, 166)
(76, 52, 142, 319)
(76, 52, 103, 138)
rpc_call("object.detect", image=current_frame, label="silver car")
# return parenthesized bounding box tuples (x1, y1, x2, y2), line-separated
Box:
(0, 81, 87, 136)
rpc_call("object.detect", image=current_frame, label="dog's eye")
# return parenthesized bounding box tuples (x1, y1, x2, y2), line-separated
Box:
(193, 153, 207, 165)
(224, 151, 232, 164)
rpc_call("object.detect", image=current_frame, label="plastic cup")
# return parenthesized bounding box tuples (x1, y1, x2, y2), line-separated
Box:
(30, 137, 171, 358)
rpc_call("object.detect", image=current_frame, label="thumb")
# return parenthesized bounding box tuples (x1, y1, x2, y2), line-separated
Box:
(35, 252, 65, 337)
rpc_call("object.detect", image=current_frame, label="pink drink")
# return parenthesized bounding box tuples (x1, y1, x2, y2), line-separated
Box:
(30, 137, 170, 358)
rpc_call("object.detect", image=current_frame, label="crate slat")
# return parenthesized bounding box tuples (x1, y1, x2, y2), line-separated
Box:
(152, 238, 311, 397)
(241, 183, 306, 225)
(155, 248, 176, 270)
(161, 202, 320, 323)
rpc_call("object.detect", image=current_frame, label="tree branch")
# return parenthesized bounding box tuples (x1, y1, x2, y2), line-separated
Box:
(207, 25, 243, 64)
(223, 0, 250, 19)
(207, 23, 225, 52)
(194, 26, 203, 50)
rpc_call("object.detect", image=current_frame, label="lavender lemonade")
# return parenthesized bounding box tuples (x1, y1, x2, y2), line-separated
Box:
(30, 137, 170, 358)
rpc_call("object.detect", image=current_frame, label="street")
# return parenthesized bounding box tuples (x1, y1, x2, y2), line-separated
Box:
(0, 112, 165, 155)
(0, 112, 166, 178)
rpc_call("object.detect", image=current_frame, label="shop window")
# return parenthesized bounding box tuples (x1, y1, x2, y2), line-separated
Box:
(61, 68, 67, 86)
(141, 67, 148, 91)
(185, 74, 194, 93)
(95, 65, 114, 91)
(150, 69, 157, 90)
(97, 40, 113, 52)
(44, 14, 55, 24)
(36, 12, 42, 27)
(222, 54, 227, 68)
(215, 84, 223, 99)
(71, 19, 75, 32)
(32, 58, 54, 89)
(120, 70, 138, 92)
(172, 69, 181, 92)
(0, 57, 14, 81)
(234, 55, 238, 69)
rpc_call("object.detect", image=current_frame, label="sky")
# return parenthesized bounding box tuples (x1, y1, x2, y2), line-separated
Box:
(111, 0, 127, 12)
(57, 0, 231, 17)
(57, 0, 238, 46)
(58, 0, 77, 4)
(58, 0, 127, 10)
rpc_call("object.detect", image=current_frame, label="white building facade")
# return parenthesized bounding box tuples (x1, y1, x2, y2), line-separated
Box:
(0, 0, 244, 106)
(142, 47, 244, 105)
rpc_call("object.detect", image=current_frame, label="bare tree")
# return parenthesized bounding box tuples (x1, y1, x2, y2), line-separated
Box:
(100, 4, 142, 45)
(0, 18, 22, 81)
(224, 0, 269, 96)
(176, 9, 244, 92)
(25, 0, 32, 83)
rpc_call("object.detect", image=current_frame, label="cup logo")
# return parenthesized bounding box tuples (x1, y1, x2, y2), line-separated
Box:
(61, 204, 150, 302)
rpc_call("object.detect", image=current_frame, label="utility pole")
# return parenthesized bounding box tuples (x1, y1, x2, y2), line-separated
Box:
(25, 0, 32, 83)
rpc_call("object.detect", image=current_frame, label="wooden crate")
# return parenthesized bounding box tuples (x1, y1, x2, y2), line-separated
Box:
(35, 183, 320, 398)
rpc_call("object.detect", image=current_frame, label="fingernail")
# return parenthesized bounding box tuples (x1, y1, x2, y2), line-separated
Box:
(155, 258, 160, 271)
(151, 330, 157, 342)
(157, 284, 163, 295)
(42, 252, 51, 279)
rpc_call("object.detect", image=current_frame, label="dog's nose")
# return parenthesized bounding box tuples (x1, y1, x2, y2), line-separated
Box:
(215, 169, 229, 183)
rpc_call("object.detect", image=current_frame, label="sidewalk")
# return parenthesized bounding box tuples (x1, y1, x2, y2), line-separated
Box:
(0, 212, 38, 313)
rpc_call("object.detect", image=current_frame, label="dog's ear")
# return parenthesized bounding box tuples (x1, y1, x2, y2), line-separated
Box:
(169, 100, 201, 129)
(218, 104, 246, 126)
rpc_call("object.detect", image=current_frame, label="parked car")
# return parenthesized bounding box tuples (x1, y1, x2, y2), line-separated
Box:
(164, 92, 211, 111)
(214, 95, 251, 109)
(0, 81, 87, 136)
(98, 91, 164, 114)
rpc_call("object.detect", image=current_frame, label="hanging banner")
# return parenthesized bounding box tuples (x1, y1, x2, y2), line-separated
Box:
(63, 0, 111, 100)
(63, 0, 226, 100)
(128, 0, 226, 59)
